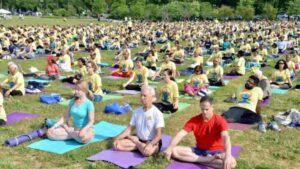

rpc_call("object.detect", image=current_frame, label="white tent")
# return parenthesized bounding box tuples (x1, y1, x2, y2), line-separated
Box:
(0, 9, 11, 15)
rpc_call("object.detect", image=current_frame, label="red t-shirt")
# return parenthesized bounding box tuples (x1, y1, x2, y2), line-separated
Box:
(46, 64, 59, 77)
(183, 114, 227, 151)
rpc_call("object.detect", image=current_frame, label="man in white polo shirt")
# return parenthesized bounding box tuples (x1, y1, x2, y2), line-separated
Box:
(113, 85, 165, 156)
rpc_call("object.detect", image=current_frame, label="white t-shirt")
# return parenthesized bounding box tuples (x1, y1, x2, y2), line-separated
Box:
(130, 106, 164, 141)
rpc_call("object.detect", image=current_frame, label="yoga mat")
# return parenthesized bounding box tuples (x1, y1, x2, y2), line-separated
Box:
(64, 83, 76, 89)
(262, 97, 271, 107)
(107, 67, 118, 73)
(102, 76, 123, 80)
(100, 63, 110, 67)
(86, 135, 172, 168)
(223, 75, 240, 80)
(271, 88, 288, 94)
(102, 95, 123, 101)
(0, 73, 8, 79)
(6, 112, 39, 125)
(115, 90, 141, 95)
(59, 99, 71, 106)
(163, 103, 191, 119)
(27, 121, 126, 154)
(208, 80, 229, 90)
(175, 79, 185, 83)
(26, 79, 51, 84)
(59, 76, 67, 80)
(165, 146, 241, 169)
(228, 123, 253, 131)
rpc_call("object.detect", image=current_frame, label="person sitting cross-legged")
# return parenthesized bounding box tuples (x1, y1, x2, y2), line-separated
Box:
(113, 85, 164, 157)
(164, 96, 236, 169)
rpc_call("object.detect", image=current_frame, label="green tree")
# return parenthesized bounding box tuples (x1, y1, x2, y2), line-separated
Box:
(144, 4, 161, 20)
(160, 1, 184, 21)
(92, 0, 107, 14)
(287, 0, 300, 15)
(216, 5, 234, 19)
(199, 2, 215, 18)
(181, 1, 200, 19)
(236, 0, 255, 20)
(111, 4, 129, 19)
(262, 3, 277, 20)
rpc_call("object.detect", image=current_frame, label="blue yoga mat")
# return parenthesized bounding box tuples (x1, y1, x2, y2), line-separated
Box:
(27, 121, 126, 154)
(26, 79, 51, 83)
(271, 88, 288, 94)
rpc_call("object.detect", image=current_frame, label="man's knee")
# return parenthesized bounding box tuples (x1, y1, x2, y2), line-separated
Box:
(171, 146, 181, 158)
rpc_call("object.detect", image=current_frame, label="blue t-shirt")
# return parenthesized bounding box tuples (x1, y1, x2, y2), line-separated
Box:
(69, 98, 94, 129)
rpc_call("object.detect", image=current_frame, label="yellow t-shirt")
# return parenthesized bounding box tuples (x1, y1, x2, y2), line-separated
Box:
(160, 81, 179, 104)
(88, 73, 103, 95)
(79, 66, 88, 79)
(94, 48, 101, 64)
(3, 72, 25, 95)
(237, 57, 246, 75)
(206, 65, 223, 81)
(186, 74, 208, 88)
(272, 69, 290, 85)
(146, 57, 156, 68)
(173, 49, 185, 60)
(119, 59, 133, 72)
(61, 54, 71, 69)
(251, 54, 262, 63)
(192, 56, 203, 65)
(237, 87, 263, 113)
(159, 62, 176, 73)
(0, 93, 6, 121)
(134, 66, 148, 84)
(287, 61, 295, 72)
(259, 48, 268, 57)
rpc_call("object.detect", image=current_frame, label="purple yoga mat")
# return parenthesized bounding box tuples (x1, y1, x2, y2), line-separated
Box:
(228, 123, 253, 131)
(107, 67, 118, 73)
(223, 75, 240, 80)
(5, 128, 45, 147)
(165, 146, 241, 169)
(64, 83, 76, 89)
(6, 112, 39, 125)
(86, 135, 172, 168)
(102, 76, 123, 80)
(261, 97, 271, 107)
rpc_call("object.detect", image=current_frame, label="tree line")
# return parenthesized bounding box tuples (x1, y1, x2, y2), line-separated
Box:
(1, 0, 300, 20)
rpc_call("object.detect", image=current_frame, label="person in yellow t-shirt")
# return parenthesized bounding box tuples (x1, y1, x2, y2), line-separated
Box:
(112, 51, 133, 77)
(206, 58, 224, 86)
(0, 92, 7, 125)
(227, 51, 245, 76)
(270, 59, 292, 89)
(222, 75, 264, 125)
(189, 51, 203, 69)
(153, 69, 179, 113)
(0, 62, 25, 96)
(184, 65, 209, 97)
(58, 49, 72, 72)
(286, 54, 296, 80)
(152, 54, 176, 80)
(123, 57, 148, 91)
(86, 61, 103, 102)
(145, 51, 157, 71)
(171, 42, 185, 64)
(61, 58, 87, 84)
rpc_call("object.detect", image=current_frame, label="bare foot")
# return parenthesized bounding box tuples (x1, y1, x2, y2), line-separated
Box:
(214, 153, 226, 160)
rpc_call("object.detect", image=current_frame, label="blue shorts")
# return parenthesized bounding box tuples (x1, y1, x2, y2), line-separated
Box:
(192, 147, 224, 156)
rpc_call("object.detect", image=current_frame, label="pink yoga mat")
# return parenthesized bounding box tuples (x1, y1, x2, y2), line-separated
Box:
(6, 112, 39, 125)
(86, 135, 172, 168)
(228, 123, 253, 131)
(102, 76, 123, 80)
(223, 75, 240, 80)
(165, 146, 241, 169)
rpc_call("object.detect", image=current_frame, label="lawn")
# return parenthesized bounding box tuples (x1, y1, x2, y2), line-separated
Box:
(0, 17, 299, 169)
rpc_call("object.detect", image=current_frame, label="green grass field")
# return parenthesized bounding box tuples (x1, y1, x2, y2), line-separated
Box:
(0, 17, 300, 169)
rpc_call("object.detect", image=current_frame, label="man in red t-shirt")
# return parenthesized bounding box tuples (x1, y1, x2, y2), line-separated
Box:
(164, 96, 236, 169)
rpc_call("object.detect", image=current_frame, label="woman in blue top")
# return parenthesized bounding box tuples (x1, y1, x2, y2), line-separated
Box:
(47, 80, 95, 144)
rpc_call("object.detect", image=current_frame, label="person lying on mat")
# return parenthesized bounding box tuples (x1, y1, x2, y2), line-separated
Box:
(164, 96, 236, 169)
(153, 69, 179, 113)
(86, 61, 103, 102)
(184, 65, 209, 98)
(122, 57, 149, 91)
(270, 59, 292, 89)
(0, 62, 25, 97)
(0, 92, 7, 126)
(152, 54, 176, 81)
(47, 80, 95, 144)
(206, 58, 225, 86)
(113, 85, 164, 157)
(222, 75, 266, 132)
(112, 51, 133, 77)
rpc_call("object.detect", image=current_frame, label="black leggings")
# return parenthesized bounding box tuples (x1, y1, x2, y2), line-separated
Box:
(0, 119, 6, 126)
(209, 79, 224, 86)
(153, 102, 178, 113)
(2, 89, 23, 96)
(125, 84, 141, 91)
(222, 107, 262, 124)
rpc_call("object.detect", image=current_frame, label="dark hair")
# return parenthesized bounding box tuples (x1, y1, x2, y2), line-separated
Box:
(274, 59, 288, 70)
(249, 75, 260, 86)
(135, 57, 143, 62)
(77, 58, 86, 66)
(237, 50, 244, 57)
(200, 96, 214, 105)
(194, 64, 204, 74)
(163, 69, 175, 81)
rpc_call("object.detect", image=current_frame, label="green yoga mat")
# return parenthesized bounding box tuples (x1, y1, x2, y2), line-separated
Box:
(59, 95, 123, 106)
(163, 102, 191, 119)
(271, 88, 288, 94)
(0, 73, 8, 79)
(27, 121, 126, 154)
(208, 80, 229, 90)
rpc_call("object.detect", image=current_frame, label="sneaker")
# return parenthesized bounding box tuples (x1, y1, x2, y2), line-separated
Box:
(268, 121, 281, 132)
(258, 122, 267, 133)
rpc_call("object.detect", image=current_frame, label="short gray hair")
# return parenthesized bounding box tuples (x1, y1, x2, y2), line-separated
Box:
(8, 62, 18, 70)
(141, 85, 156, 97)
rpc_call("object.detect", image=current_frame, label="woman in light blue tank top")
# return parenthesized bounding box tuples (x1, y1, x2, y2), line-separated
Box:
(47, 81, 95, 144)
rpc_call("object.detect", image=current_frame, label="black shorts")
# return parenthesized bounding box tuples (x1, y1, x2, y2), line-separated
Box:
(139, 138, 162, 152)
(2, 89, 23, 96)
